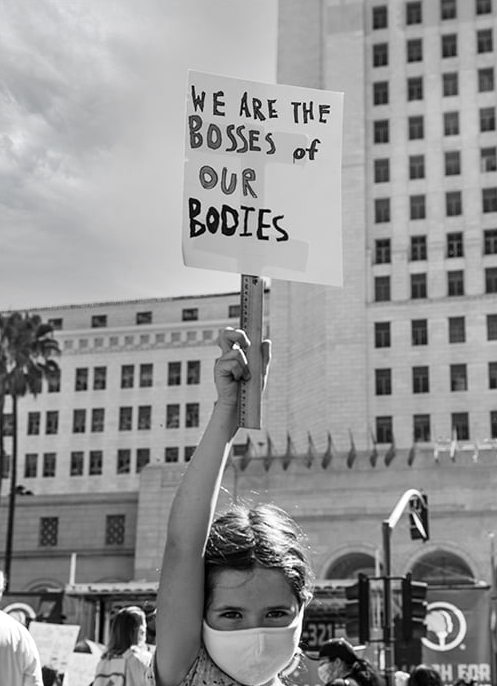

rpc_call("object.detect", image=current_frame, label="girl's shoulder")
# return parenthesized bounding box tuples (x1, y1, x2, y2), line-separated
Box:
(147, 646, 243, 686)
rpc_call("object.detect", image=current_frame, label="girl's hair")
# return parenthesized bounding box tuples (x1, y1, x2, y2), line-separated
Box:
(204, 503, 314, 609)
(102, 605, 146, 658)
(408, 666, 442, 686)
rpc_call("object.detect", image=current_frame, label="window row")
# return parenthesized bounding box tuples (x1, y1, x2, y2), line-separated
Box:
(48, 304, 241, 331)
(63, 328, 218, 350)
(374, 410, 497, 445)
(372, 1, 491, 31)
(374, 149, 497, 184)
(375, 317, 483, 347)
(72, 361, 201, 391)
(39, 514, 126, 547)
(373, 190, 497, 222)
(24, 449, 151, 478)
(374, 270, 497, 300)
(374, 231, 497, 263)
(374, 363, 497, 395)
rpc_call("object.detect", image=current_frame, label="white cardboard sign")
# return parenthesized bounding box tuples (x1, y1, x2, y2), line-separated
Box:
(182, 70, 344, 286)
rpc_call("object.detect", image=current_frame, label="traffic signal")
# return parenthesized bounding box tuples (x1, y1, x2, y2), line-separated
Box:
(401, 572, 428, 640)
(345, 573, 370, 643)
(409, 493, 429, 541)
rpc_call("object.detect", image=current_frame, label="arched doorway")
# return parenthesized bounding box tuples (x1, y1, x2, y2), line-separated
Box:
(325, 552, 379, 579)
(410, 550, 476, 585)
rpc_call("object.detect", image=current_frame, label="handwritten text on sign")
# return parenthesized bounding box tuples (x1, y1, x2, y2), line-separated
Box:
(182, 71, 344, 286)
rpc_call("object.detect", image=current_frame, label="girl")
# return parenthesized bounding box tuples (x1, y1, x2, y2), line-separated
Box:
(151, 328, 314, 686)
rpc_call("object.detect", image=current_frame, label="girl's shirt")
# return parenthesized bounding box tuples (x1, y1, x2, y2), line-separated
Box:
(146, 645, 242, 686)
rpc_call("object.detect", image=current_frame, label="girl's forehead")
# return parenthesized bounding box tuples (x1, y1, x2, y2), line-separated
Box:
(210, 567, 297, 605)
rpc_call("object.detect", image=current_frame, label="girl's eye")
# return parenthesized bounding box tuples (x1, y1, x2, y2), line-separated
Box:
(267, 610, 288, 619)
(220, 611, 242, 619)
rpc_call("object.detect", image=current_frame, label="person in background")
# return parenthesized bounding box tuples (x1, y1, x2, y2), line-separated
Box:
(0, 569, 43, 685)
(317, 638, 384, 686)
(150, 328, 315, 686)
(93, 605, 152, 686)
(395, 670, 410, 686)
(408, 665, 442, 686)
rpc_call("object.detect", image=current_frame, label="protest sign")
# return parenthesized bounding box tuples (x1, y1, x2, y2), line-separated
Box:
(29, 621, 80, 675)
(183, 70, 344, 286)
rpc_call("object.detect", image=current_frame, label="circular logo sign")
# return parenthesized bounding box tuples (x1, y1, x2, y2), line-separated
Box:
(2, 602, 37, 627)
(422, 600, 467, 652)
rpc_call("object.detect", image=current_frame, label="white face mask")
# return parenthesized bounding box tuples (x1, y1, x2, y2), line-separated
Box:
(318, 663, 332, 683)
(202, 611, 303, 686)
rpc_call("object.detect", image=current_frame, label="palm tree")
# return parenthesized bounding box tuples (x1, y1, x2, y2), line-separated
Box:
(0, 312, 60, 590)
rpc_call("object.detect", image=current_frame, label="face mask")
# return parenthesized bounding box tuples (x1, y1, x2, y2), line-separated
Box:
(318, 664, 332, 683)
(202, 611, 303, 686)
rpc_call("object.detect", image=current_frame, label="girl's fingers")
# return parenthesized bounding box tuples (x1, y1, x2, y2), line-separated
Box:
(217, 327, 250, 355)
(216, 348, 250, 380)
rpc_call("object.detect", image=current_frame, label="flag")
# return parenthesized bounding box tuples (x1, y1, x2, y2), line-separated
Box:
(263, 433, 273, 472)
(384, 435, 396, 466)
(407, 440, 417, 467)
(433, 444, 439, 463)
(449, 428, 458, 462)
(346, 430, 357, 469)
(472, 442, 479, 463)
(321, 432, 336, 469)
(304, 431, 316, 469)
(369, 429, 379, 467)
(239, 434, 253, 471)
(281, 433, 295, 471)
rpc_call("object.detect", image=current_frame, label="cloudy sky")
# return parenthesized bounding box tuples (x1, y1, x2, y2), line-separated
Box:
(1, 0, 277, 310)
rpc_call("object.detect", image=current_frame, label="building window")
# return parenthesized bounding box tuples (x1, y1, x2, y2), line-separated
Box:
(91, 314, 107, 328)
(374, 158, 390, 183)
(45, 411, 58, 435)
(2, 414, 12, 437)
(411, 273, 427, 299)
(412, 319, 428, 345)
(413, 415, 431, 442)
(406, 38, 423, 62)
(117, 449, 131, 474)
(136, 448, 150, 473)
(447, 232, 463, 257)
(375, 239, 391, 264)
(91, 408, 105, 432)
(374, 120, 389, 143)
(43, 453, 56, 477)
(488, 314, 497, 340)
(448, 270, 464, 296)
(444, 111, 459, 136)
(441, 0, 457, 19)
(138, 406, 151, 430)
(373, 43, 388, 66)
(483, 188, 497, 213)
(187, 360, 201, 385)
(480, 107, 496, 132)
(374, 322, 391, 348)
(228, 304, 240, 318)
(27, 411, 40, 436)
(409, 155, 425, 179)
(477, 29, 493, 54)
(136, 311, 152, 325)
(452, 412, 469, 440)
(479, 68, 495, 92)
(410, 236, 427, 261)
(374, 276, 391, 302)
(407, 77, 423, 101)
(406, 1, 422, 24)
(168, 362, 181, 386)
(119, 407, 133, 431)
(121, 365, 134, 389)
(106, 515, 125, 546)
(477, 0, 492, 14)
(481, 147, 497, 172)
(489, 362, 497, 389)
(410, 195, 426, 220)
(492, 411, 497, 439)
(408, 116, 424, 139)
(442, 34, 458, 58)
(373, 81, 389, 105)
(48, 317, 63, 330)
(93, 367, 106, 391)
(484, 229, 497, 254)
(446, 191, 462, 216)
(445, 151, 461, 175)
(165, 447, 179, 463)
(185, 403, 200, 428)
(449, 316, 466, 343)
(1, 455, 9, 479)
(373, 5, 388, 29)
(413, 366, 430, 393)
(443, 73, 459, 96)
(375, 369, 392, 395)
(451, 364, 468, 391)
(139, 363, 153, 388)
(182, 308, 198, 321)
(25, 453, 37, 478)
(47, 368, 60, 393)
(75, 368, 88, 391)
(184, 446, 196, 462)
(89, 450, 103, 475)
(70, 452, 84, 476)
(39, 517, 58, 547)
(376, 416, 393, 444)
(73, 409, 86, 433)
(166, 404, 180, 429)
(486, 267, 497, 293)
(375, 198, 391, 223)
